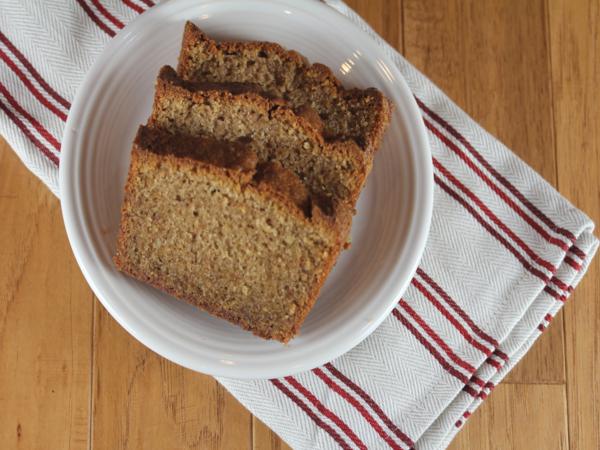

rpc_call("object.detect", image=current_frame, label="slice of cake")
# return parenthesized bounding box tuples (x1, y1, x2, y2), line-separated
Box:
(177, 22, 392, 155)
(114, 126, 343, 342)
(149, 66, 369, 208)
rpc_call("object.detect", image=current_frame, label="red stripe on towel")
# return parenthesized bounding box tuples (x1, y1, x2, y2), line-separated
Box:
(0, 82, 61, 150)
(122, 0, 144, 14)
(75, 0, 116, 37)
(392, 308, 470, 385)
(285, 376, 367, 450)
(0, 100, 59, 166)
(324, 363, 415, 448)
(0, 49, 67, 121)
(416, 268, 501, 348)
(425, 118, 572, 252)
(399, 299, 477, 374)
(434, 174, 551, 284)
(412, 278, 494, 356)
(433, 157, 557, 274)
(89, 0, 125, 29)
(270, 379, 351, 450)
(0, 31, 71, 109)
(313, 368, 403, 450)
(416, 96, 581, 249)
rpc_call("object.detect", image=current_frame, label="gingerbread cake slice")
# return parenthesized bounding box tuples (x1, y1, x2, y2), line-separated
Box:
(114, 126, 344, 342)
(177, 22, 392, 155)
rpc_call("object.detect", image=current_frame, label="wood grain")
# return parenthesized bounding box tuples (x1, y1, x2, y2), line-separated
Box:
(449, 384, 569, 450)
(549, 0, 600, 449)
(345, 0, 403, 50)
(0, 0, 599, 449)
(0, 138, 92, 450)
(253, 419, 291, 450)
(91, 304, 251, 450)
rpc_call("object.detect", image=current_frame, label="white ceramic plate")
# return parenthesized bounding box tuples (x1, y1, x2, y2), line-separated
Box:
(60, 0, 432, 379)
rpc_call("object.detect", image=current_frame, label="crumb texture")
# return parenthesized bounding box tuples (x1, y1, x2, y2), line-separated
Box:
(115, 141, 339, 342)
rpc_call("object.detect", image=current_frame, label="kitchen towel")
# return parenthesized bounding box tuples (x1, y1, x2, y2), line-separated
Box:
(0, 1, 597, 449)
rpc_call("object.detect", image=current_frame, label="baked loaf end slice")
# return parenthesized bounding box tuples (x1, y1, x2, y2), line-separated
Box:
(149, 66, 369, 207)
(177, 21, 392, 155)
(114, 126, 343, 342)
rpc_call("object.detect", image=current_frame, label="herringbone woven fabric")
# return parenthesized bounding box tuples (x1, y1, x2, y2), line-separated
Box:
(0, 1, 597, 449)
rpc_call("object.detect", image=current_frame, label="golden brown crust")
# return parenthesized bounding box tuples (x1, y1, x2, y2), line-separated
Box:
(177, 22, 393, 156)
(131, 126, 339, 226)
(151, 66, 369, 207)
(135, 125, 258, 171)
(255, 161, 310, 213)
(294, 104, 324, 135)
(178, 21, 309, 75)
(155, 67, 326, 146)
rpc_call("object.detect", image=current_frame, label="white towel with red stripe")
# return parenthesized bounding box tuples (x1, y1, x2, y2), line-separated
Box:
(0, 1, 597, 449)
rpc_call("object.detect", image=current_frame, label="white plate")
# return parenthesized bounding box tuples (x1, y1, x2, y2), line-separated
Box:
(60, 0, 432, 379)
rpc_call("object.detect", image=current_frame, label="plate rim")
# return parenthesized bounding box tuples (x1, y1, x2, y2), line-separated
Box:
(59, 0, 433, 379)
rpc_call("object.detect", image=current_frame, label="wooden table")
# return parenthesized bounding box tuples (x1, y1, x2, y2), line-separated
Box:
(1, 1, 598, 448)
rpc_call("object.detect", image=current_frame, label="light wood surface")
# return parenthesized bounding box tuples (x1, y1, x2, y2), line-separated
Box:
(0, 1, 598, 448)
